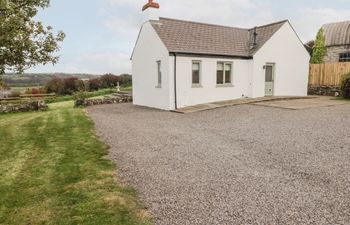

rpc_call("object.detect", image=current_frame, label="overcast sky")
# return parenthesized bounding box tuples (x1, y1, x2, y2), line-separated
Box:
(27, 0, 350, 75)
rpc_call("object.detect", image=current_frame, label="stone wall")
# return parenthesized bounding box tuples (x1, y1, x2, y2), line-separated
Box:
(308, 85, 341, 96)
(75, 95, 132, 107)
(0, 101, 48, 113)
(324, 45, 350, 63)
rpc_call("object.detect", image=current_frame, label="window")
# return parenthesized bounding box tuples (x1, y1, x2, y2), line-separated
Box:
(157, 60, 161, 87)
(217, 62, 232, 85)
(192, 61, 201, 85)
(339, 52, 350, 62)
(265, 65, 274, 82)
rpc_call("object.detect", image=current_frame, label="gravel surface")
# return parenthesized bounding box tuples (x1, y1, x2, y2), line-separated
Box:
(87, 102, 350, 225)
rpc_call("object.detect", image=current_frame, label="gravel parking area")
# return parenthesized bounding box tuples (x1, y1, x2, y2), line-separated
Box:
(87, 102, 350, 225)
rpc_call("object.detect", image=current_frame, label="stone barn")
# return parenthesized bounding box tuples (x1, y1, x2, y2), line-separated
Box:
(322, 21, 350, 63)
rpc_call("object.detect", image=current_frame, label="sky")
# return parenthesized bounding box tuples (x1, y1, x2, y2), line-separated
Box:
(27, 0, 350, 75)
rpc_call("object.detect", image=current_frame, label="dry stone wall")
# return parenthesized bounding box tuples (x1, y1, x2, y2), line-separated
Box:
(75, 95, 132, 107)
(0, 101, 48, 113)
(308, 85, 341, 96)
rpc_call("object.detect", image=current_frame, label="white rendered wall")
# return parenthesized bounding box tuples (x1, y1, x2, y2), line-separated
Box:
(132, 22, 171, 110)
(252, 22, 310, 97)
(174, 56, 252, 109)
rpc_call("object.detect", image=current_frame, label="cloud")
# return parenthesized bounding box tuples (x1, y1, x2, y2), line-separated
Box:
(27, 1, 350, 74)
(293, 8, 350, 41)
(104, 0, 275, 28)
(99, 0, 275, 74)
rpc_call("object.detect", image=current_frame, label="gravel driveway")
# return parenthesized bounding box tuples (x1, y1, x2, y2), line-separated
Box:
(87, 102, 350, 225)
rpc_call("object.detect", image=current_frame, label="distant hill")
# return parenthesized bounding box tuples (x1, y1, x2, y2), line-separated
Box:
(2, 73, 130, 87)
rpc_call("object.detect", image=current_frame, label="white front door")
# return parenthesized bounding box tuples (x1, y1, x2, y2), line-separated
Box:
(265, 64, 275, 96)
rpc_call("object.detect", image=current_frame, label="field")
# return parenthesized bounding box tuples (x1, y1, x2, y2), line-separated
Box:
(0, 101, 151, 225)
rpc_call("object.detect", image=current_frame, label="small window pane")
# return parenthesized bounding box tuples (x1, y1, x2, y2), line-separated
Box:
(217, 71, 224, 84)
(225, 70, 231, 83)
(225, 64, 231, 71)
(217, 63, 224, 71)
(217, 63, 224, 84)
(265, 66, 273, 82)
(192, 62, 200, 84)
(193, 71, 200, 84)
(192, 62, 200, 71)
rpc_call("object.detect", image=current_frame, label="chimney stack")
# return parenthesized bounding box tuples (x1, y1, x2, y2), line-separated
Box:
(142, 0, 160, 21)
(253, 27, 258, 48)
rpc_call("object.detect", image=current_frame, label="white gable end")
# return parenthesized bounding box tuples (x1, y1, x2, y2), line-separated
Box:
(251, 22, 310, 97)
(132, 22, 172, 110)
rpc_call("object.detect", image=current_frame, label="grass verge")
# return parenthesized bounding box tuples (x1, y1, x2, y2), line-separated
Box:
(0, 101, 152, 225)
(44, 89, 118, 104)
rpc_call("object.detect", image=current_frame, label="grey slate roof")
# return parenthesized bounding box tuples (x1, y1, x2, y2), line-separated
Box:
(150, 18, 288, 58)
(322, 21, 350, 47)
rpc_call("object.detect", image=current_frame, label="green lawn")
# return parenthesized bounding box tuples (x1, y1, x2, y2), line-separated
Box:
(0, 101, 151, 225)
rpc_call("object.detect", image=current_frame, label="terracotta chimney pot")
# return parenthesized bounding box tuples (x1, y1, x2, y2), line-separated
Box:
(142, 0, 160, 11)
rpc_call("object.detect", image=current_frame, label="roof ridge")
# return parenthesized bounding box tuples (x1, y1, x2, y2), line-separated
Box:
(249, 19, 288, 30)
(158, 17, 288, 31)
(158, 17, 249, 30)
(323, 20, 350, 26)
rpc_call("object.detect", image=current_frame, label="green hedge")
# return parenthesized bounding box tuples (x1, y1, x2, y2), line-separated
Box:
(341, 73, 350, 99)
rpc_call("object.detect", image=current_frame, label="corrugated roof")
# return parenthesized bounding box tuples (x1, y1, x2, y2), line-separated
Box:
(322, 21, 350, 47)
(150, 18, 287, 57)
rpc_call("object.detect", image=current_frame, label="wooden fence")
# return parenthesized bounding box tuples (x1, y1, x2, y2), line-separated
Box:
(309, 62, 350, 86)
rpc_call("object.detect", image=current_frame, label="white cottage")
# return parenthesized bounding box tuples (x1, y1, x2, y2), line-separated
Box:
(131, 2, 310, 110)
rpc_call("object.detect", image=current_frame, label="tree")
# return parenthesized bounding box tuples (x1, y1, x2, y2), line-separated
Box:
(0, 0, 65, 74)
(88, 78, 101, 91)
(100, 74, 120, 88)
(45, 77, 64, 94)
(311, 29, 326, 64)
(304, 40, 314, 56)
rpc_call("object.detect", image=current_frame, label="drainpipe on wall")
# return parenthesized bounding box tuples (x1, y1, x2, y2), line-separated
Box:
(174, 53, 178, 110)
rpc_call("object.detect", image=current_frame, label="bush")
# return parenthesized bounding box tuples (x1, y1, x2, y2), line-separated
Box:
(100, 74, 120, 88)
(88, 78, 101, 91)
(45, 74, 131, 96)
(25, 87, 47, 95)
(73, 91, 89, 100)
(63, 77, 79, 95)
(119, 74, 132, 87)
(73, 91, 89, 107)
(9, 90, 21, 98)
(341, 73, 350, 99)
(45, 77, 64, 94)
(45, 77, 87, 95)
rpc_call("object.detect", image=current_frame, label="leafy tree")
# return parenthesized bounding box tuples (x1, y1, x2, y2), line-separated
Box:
(304, 40, 314, 56)
(63, 77, 80, 95)
(311, 29, 326, 64)
(0, 0, 65, 74)
(88, 78, 101, 91)
(45, 77, 64, 94)
(119, 74, 132, 87)
(100, 74, 120, 88)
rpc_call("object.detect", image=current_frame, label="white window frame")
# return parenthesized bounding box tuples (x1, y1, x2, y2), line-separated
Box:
(216, 62, 233, 87)
(156, 60, 162, 88)
(191, 60, 202, 87)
